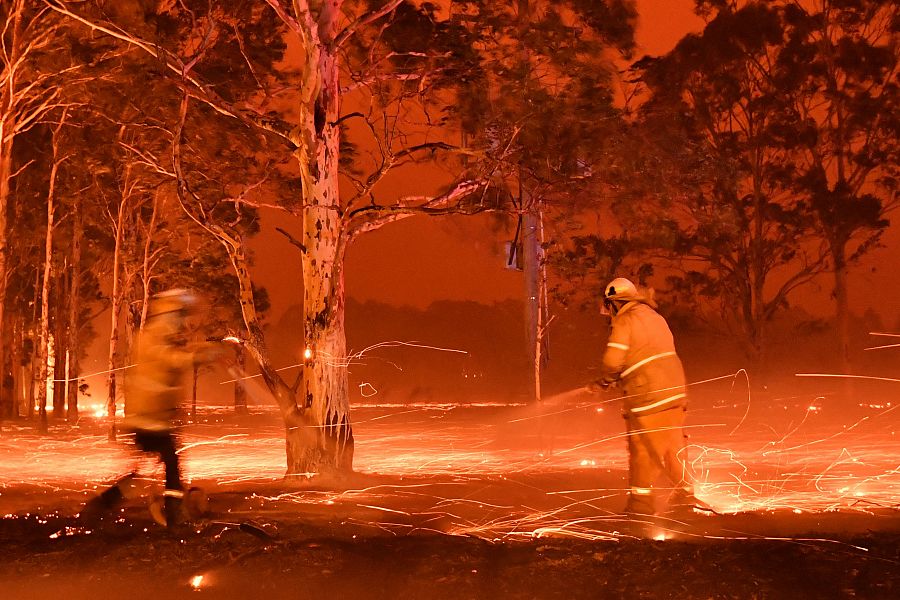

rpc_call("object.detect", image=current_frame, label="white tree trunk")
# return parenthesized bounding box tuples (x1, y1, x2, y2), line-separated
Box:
(278, 4, 354, 475)
(66, 194, 82, 421)
(138, 188, 162, 331)
(106, 183, 129, 439)
(37, 152, 62, 433)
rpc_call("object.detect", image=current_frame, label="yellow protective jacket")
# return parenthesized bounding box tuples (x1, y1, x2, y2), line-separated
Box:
(123, 313, 200, 432)
(600, 300, 687, 416)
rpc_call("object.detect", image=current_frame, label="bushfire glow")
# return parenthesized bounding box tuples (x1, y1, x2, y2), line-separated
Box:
(1, 378, 897, 543)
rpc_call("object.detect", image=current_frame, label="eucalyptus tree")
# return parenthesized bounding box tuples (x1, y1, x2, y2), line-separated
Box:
(47, 0, 507, 474)
(625, 1, 832, 366)
(448, 0, 637, 400)
(0, 1, 72, 413)
(774, 0, 899, 369)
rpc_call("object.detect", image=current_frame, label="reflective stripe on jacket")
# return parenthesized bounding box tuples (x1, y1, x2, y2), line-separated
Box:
(600, 301, 687, 415)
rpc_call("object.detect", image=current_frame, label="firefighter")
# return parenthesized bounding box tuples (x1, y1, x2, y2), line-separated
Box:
(590, 277, 704, 516)
(86, 289, 223, 527)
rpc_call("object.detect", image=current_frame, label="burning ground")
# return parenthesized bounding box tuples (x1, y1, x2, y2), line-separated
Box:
(1, 380, 899, 598)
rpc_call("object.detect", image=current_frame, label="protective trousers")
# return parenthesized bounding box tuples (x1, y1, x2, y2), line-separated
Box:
(134, 429, 185, 526)
(624, 406, 693, 515)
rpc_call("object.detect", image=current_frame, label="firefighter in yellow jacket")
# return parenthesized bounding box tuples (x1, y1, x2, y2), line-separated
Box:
(87, 289, 222, 526)
(592, 277, 704, 515)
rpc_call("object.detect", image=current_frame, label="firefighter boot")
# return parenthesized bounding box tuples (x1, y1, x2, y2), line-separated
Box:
(149, 490, 188, 529)
(624, 487, 656, 516)
(666, 487, 715, 516)
(81, 473, 136, 519)
(184, 487, 209, 520)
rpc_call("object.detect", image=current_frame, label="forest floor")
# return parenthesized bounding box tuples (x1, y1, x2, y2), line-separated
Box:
(1, 479, 899, 600)
(1, 392, 899, 599)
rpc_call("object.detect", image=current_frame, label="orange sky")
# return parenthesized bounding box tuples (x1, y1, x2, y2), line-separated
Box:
(249, 0, 900, 327)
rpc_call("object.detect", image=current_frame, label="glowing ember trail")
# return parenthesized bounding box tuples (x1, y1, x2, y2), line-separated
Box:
(1, 376, 898, 543)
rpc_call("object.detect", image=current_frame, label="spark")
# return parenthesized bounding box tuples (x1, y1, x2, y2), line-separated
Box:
(359, 382, 378, 398)
(52, 363, 136, 383)
(190, 575, 204, 590)
(321, 340, 468, 369)
(219, 340, 469, 384)
(863, 342, 900, 351)
(2, 384, 899, 544)
(796, 373, 900, 384)
(219, 362, 302, 385)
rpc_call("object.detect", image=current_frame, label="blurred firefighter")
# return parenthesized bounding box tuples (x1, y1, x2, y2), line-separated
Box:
(85, 289, 223, 527)
(590, 277, 706, 516)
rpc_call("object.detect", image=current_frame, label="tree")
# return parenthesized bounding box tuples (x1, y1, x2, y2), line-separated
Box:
(47, 0, 507, 474)
(0, 1, 70, 415)
(624, 1, 830, 366)
(34, 111, 70, 432)
(775, 0, 899, 370)
(449, 0, 637, 400)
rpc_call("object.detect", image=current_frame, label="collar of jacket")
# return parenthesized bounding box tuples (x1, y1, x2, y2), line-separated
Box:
(613, 298, 659, 319)
(613, 300, 641, 318)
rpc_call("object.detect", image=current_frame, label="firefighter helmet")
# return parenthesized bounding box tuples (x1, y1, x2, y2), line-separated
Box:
(148, 288, 198, 317)
(604, 277, 639, 303)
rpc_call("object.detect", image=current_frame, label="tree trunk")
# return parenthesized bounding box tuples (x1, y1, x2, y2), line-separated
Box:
(10, 320, 22, 418)
(66, 195, 82, 422)
(1, 3, 30, 423)
(832, 242, 851, 373)
(138, 188, 162, 331)
(0, 143, 11, 421)
(52, 262, 66, 418)
(522, 202, 543, 403)
(292, 35, 354, 476)
(191, 363, 198, 421)
(750, 285, 766, 377)
(233, 345, 247, 414)
(27, 270, 39, 420)
(37, 155, 61, 433)
(171, 93, 313, 475)
(106, 193, 128, 440)
(26, 339, 35, 420)
(219, 235, 313, 473)
(293, 247, 354, 475)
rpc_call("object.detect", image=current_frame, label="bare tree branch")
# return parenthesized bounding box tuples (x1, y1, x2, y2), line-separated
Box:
(276, 226, 307, 253)
(44, 0, 296, 143)
(262, 0, 311, 38)
(333, 0, 404, 48)
(347, 178, 490, 237)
